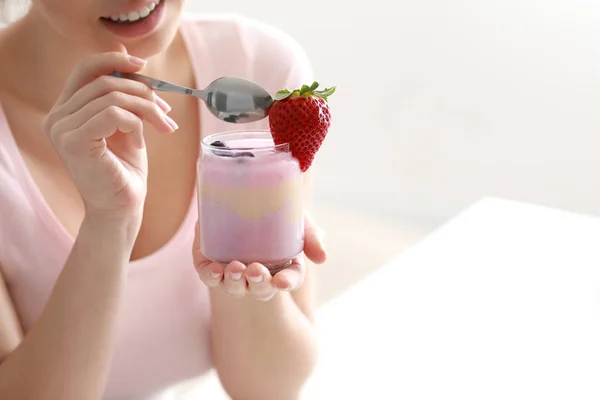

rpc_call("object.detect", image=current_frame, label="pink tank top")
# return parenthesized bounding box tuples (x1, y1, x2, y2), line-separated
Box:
(0, 13, 312, 399)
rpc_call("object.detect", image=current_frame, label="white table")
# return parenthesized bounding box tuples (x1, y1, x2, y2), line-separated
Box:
(301, 197, 600, 399)
(189, 197, 600, 399)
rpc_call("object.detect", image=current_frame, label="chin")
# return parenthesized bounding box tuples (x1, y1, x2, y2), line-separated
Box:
(93, 20, 180, 59)
(123, 30, 179, 58)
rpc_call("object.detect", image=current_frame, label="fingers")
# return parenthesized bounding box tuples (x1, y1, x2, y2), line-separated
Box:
(223, 261, 247, 297)
(196, 261, 224, 288)
(303, 214, 327, 264)
(196, 259, 302, 299)
(56, 52, 147, 105)
(42, 53, 177, 154)
(271, 257, 306, 291)
(61, 74, 171, 118)
(192, 219, 305, 299)
(61, 106, 144, 151)
(246, 263, 276, 301)
(53, 91, 176, 135)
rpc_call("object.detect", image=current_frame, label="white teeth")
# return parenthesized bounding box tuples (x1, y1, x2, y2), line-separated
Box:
(128, 11, 140, 21)
(107, 1, 159, 23)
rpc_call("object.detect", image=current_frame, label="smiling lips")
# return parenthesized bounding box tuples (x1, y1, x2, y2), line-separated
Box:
(99, 0, 165, 38)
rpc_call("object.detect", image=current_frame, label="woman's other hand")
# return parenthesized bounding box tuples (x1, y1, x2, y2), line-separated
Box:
(193, 214, 327, 301)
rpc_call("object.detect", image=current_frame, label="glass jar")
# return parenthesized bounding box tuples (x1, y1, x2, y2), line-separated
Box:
(197, 130, 304, 273)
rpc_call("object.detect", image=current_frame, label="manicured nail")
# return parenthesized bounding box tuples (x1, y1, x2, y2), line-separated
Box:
(209, 271, 221, 279)
(153, 93, 172, 113)
(164, 114, 179, 131)
(230, 272, 242, 281)
(128, 55, 147, 66)
(275, 280, 291, 291)
(247, 274, 263, 284)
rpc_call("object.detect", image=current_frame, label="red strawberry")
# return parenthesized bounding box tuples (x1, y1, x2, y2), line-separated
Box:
(268, 81, 335, 172)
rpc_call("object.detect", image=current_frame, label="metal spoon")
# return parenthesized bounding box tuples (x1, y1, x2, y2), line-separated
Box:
(110, 72, 273, 124)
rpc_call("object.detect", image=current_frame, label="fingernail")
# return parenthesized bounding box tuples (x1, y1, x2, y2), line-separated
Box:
(230, 272, 242, 281)
(128, 55, 147, 66)
(209, 272, 221, 279)
(164, 114, 179, 131)
(247, 274, 263, 284)
(153, 93, 172, 113)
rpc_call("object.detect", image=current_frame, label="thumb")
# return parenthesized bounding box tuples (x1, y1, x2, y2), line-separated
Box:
(303, 214, 327, 264)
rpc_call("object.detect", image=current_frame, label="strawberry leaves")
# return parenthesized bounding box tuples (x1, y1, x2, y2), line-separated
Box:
(273, 81, 336, 102)
(299, 81, 319, 95)
(314, 86, 336, 100)
(274, 89, 293, 101)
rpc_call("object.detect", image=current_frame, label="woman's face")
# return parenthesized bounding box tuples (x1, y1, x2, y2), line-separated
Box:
(29, 0, 185, 57)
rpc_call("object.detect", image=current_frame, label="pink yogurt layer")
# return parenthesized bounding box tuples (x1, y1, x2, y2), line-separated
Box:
(198, 134, 304, 268)
(200, 199, 303, 266)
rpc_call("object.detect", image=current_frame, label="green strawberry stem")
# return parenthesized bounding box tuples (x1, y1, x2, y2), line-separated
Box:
(274, 81, 336, 101)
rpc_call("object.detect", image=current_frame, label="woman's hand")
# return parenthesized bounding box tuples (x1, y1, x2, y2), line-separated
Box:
(42, 52, 177, 219)
(193, 214, 327, 301)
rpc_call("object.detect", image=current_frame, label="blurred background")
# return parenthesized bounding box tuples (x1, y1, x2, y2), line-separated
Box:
(197, 0, 600, 304)
(7, 0, 598, 305)
(182, 0, 600, 304)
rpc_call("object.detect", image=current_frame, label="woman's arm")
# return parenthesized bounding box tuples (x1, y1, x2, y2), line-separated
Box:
(209, 266, 319, 400)
(198, 169, 326, 400)
(0, 51, 172, 400)
(0, 214, 140, 400)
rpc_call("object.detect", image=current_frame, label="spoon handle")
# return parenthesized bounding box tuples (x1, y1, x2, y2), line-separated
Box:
(110, 72, 205, 99)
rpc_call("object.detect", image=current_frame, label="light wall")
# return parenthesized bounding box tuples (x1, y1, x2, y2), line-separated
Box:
(186, 0, 600, 224)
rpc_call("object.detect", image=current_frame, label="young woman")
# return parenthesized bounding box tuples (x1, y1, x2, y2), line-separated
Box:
(0, 1, 327, 399)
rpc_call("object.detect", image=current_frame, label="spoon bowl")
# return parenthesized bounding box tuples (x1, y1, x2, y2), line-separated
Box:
(111, 72, 274, 124)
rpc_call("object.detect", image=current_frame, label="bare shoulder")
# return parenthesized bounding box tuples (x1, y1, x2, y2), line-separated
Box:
(0, 268, 22, 362)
